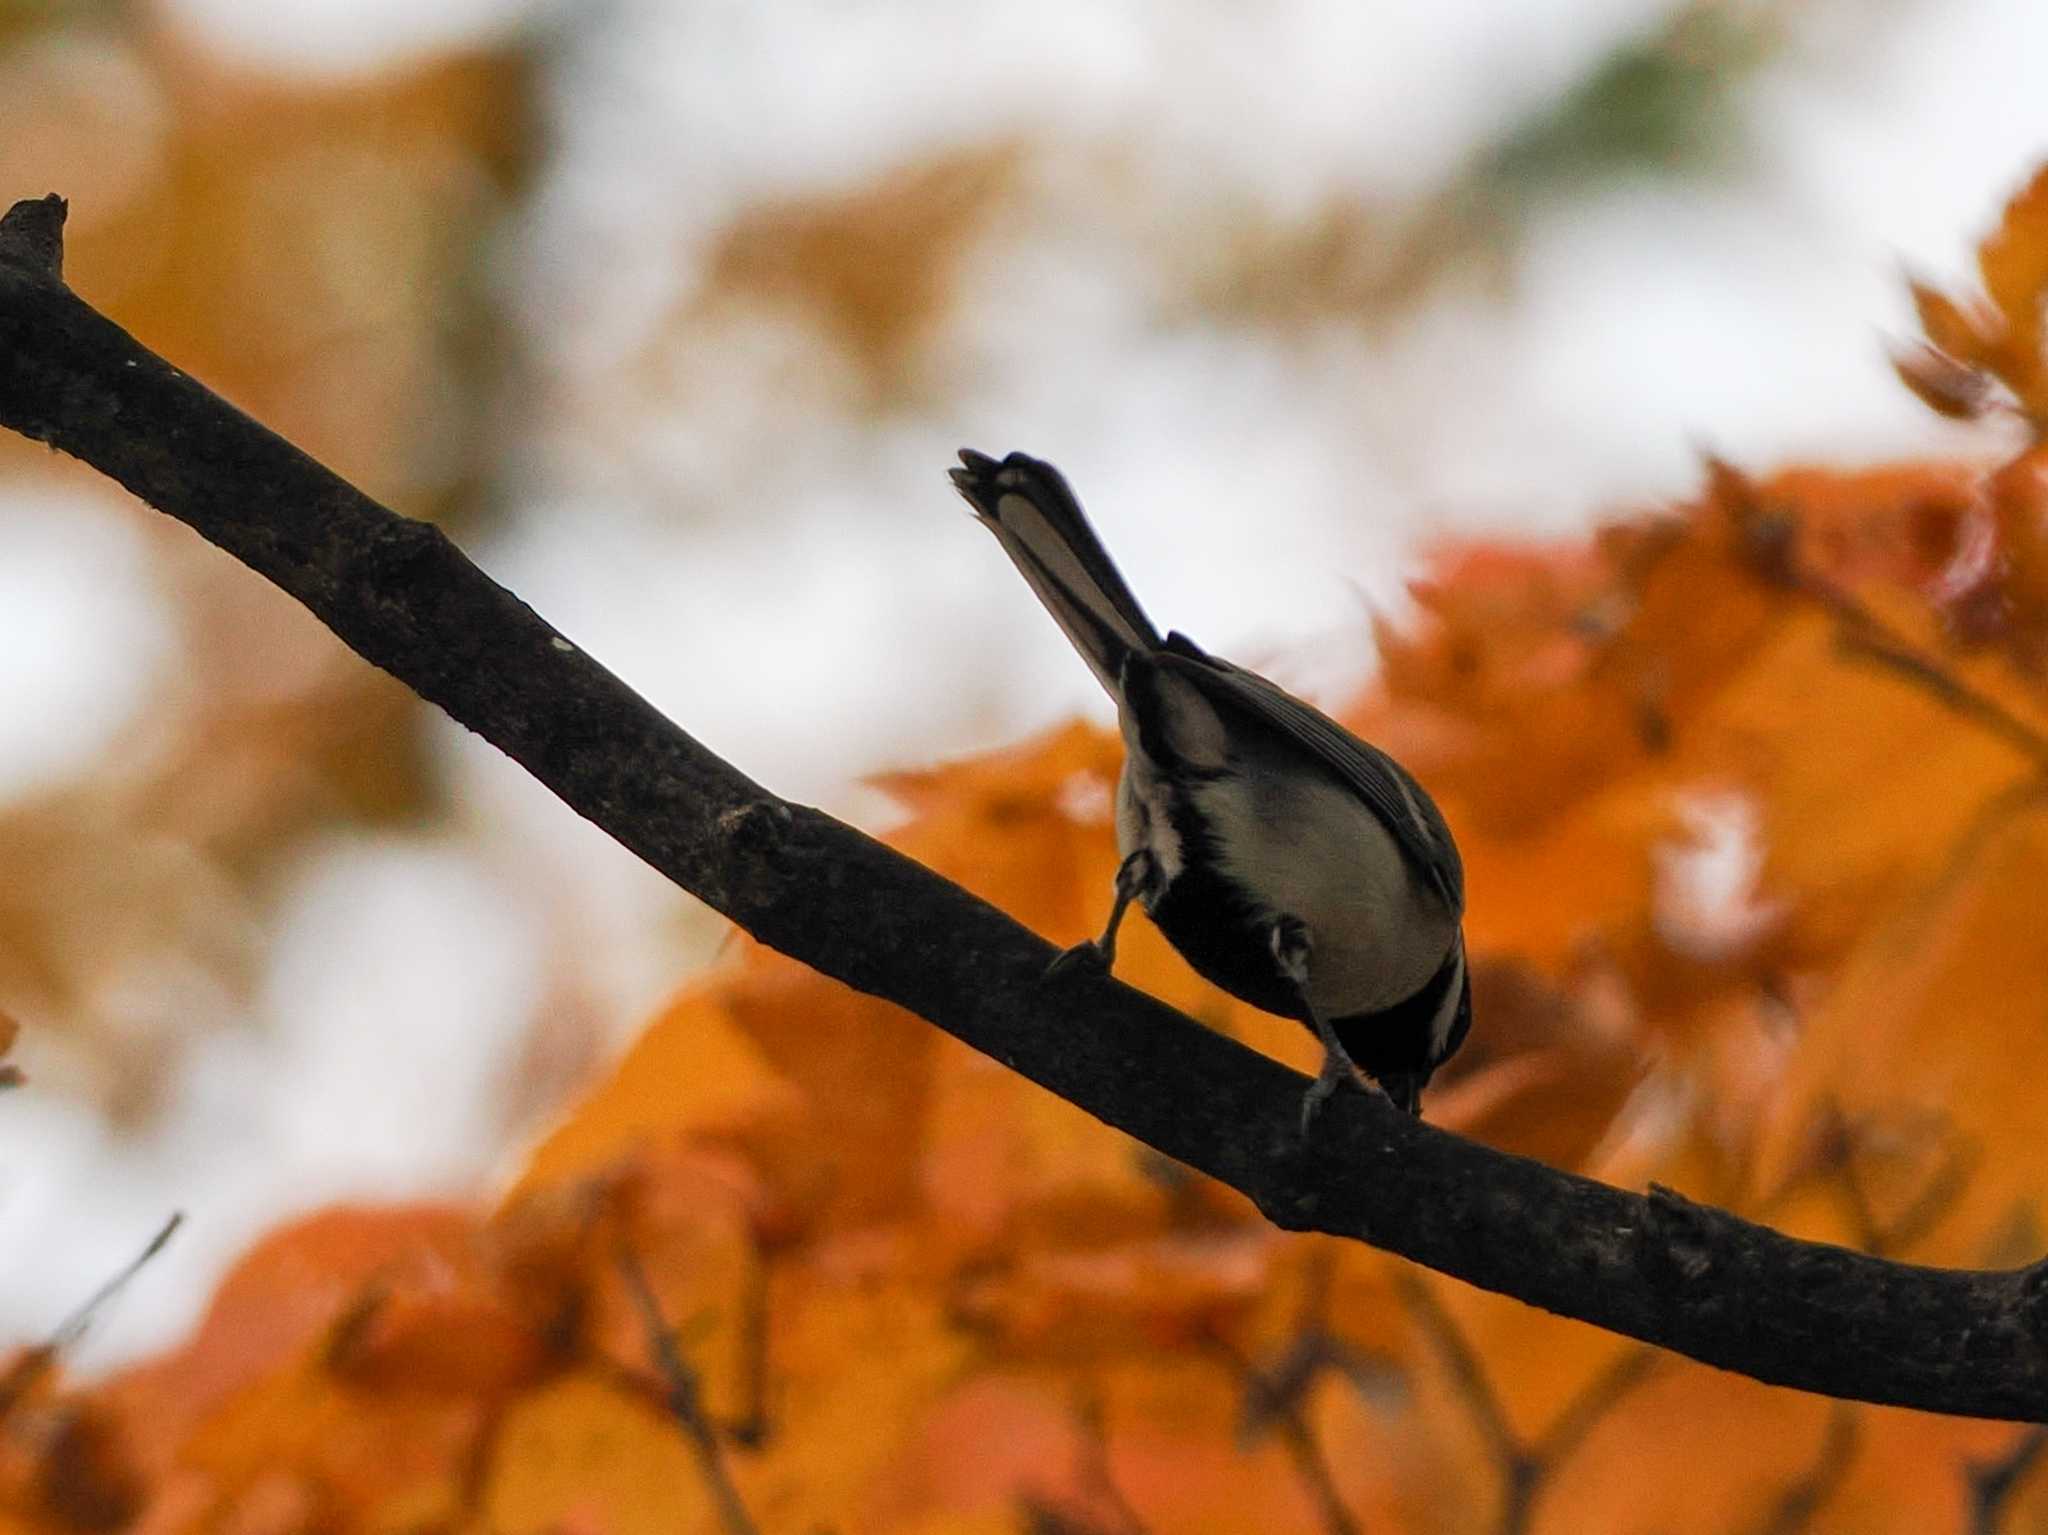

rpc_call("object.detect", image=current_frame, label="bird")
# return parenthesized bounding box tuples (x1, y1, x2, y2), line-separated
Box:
(947, 448, 1470, 1129)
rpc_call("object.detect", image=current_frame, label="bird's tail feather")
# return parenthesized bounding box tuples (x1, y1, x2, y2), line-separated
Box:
(949, 449, 1162, 696)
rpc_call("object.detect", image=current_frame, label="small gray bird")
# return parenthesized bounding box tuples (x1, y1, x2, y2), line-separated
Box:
(949, 449, 1470, 1128)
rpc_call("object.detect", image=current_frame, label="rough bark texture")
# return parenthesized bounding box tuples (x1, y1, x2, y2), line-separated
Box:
(1, 193, 2042, 1421)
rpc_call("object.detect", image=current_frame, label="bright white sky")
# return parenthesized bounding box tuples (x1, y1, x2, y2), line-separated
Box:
(5, 0, 2046, 1366)
(491, 0, 2030, 794)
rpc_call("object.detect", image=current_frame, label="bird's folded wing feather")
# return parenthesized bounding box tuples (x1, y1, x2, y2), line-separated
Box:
(1157, 640, 1465, 913)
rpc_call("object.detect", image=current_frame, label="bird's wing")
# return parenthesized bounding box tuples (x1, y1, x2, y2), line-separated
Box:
(1157, 636, 1465, 913)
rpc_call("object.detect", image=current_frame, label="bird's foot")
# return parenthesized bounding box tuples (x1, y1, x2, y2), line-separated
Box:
(1297, 1054, 1390, 1138)
(1044, 940, 1110, 984)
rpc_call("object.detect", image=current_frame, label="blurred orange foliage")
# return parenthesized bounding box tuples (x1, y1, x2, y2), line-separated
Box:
(16, 158, 2048, 1535)
(0, 20, 532, 1123)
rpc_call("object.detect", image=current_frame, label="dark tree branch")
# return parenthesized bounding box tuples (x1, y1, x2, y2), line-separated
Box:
(4, 193, 2048, 1421)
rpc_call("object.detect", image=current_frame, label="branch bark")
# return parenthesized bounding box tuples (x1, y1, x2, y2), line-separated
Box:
(2, 193, 2044, 1422)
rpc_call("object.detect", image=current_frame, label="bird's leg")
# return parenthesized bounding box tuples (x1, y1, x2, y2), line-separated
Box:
(1046, 848, 1157, 981)
(1271, 916, 1384, 1135)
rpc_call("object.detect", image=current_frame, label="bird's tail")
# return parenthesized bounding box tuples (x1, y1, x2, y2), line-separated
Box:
(949, 449, 1163, 696)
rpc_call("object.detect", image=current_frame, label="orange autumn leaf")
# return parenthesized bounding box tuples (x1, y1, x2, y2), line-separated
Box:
(1908, 277, 1998, 367)
(17, 1404, 144, 1535)
(1084, 1350, 1402, 1535)
(158, 1365, 481, 1530)
(1982, 444, 2048, 653)
(1421, 960, 1643, 1169)
(732, 1265, 973, 1528)
(1683, 599, 2034, 964)
(919, 1038, 1175, 1260)
(323, 1278, 560, 1400)
(1979, 163, 2048, 368)
(951, 1229, 1280, 1362)
(1531, 1367, 1842, 1535)
(1760, 806, 2048, 1262)
(482, 1373, 716, 1535)
(1815, 1404, 2016, 1535)
(857, 1377, 1110, 1532)
(515, 984, 800, 1198)
(101, 1206, 481, 1458)
(1894, 341, 1994, 421)
(875, 719, 1124, 939)
(1903, 162, 2048, 426)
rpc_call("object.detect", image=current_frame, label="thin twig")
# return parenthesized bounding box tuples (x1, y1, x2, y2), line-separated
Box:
(1393, 1272, 1518, 1469)
(614, 1243, 761, 1535)
(1747, 1401, 1859, 1535)
(1199, 1326, 1363, 1535)
(1969, 1425, 2048, 1534)
(1071, 1385, 1152, 1535)
(48, 1212, 182, 1354)
(1818, 586, 2048, 772)
(1809, 1098, 1978, 1263)
(1871, 1137, 1981, 1260)
(1397, 1272, 1540, 1534)
(1840, 627, 2048, 768)
(1528, 1344, 1659, 1469)
(1021, 1504, 1126, 1535)
(1242, 1249, 1404, 1439)
(1246, 1329, 1404, 1434)
(724, 1237, 772, 1449)
(0, 1006, 18, 1090)
(1834, 1131, 1887, 1256)
(1398, 1272, 1658, 1535)
(0, 1212, 183, 1421)
(1930, 778, 2048, 905)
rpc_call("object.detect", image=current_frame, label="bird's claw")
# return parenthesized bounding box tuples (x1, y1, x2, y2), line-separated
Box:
(1298, 1070, 1341, 1138)
(1044, 940, 1110, 984)
(1297, 1061, 1391, 1138)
